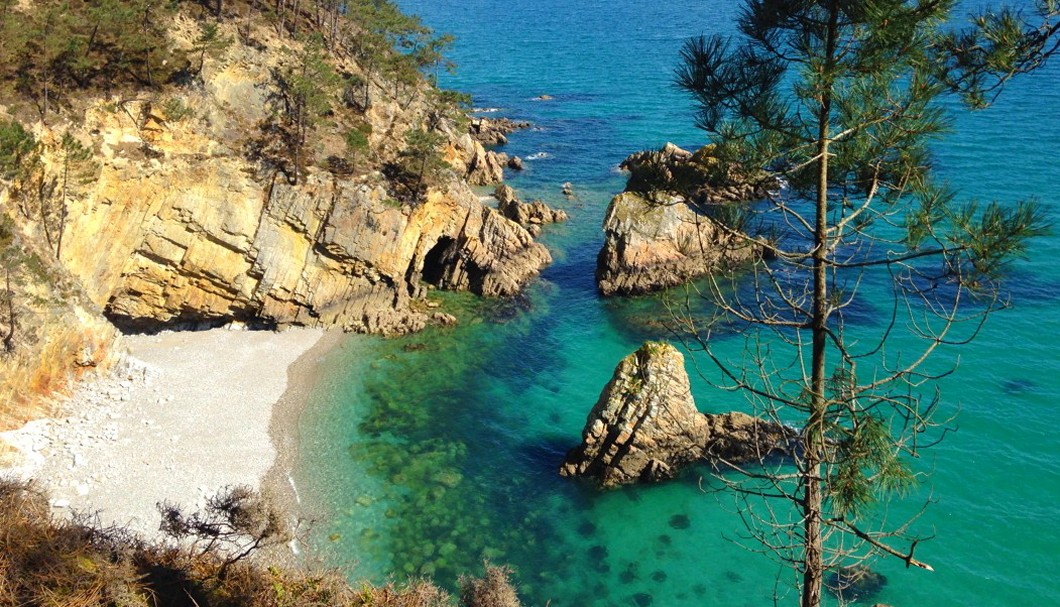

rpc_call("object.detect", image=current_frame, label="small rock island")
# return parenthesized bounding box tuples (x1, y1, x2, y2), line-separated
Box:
(561, 341, 794, 487)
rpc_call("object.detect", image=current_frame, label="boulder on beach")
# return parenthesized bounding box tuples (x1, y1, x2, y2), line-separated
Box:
(559, 342, 793, 487)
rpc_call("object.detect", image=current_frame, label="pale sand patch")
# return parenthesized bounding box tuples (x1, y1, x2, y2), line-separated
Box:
(0, 327, 324, 539)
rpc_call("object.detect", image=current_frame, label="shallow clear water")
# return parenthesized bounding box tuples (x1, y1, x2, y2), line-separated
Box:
(295, 1, 1060, 605)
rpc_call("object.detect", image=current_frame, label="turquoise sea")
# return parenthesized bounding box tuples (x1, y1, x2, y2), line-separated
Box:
(294, 1, 1060, 605)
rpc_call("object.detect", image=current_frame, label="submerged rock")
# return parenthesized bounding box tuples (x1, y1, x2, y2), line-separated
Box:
(826, 565, 888, 601)
(560, 342, 794, 487)
(668, 514, 691, 529)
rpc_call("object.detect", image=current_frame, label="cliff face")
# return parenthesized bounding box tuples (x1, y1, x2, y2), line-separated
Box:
(62, 120, 547, 334)
(0, 12, 549, 423)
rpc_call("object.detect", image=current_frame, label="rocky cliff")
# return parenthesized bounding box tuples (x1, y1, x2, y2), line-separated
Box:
(560, 342, 794, 487)
(0, 8, 549, 425)
(63, 109, 547, 334)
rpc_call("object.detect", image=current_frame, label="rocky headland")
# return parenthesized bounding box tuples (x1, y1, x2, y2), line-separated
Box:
(596, 143, 775, 296)
(0, 9, 555, 597)
(0, 6, 550, 424)
(560, 341, 794, 487)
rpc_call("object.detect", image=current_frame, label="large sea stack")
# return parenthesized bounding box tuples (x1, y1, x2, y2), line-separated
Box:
(560, 341, 794, 487)
(596, 143, 774, 296)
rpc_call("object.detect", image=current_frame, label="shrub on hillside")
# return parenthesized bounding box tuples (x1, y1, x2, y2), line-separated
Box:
(459, 564, 522, 607)
(0, 478, 525, 607)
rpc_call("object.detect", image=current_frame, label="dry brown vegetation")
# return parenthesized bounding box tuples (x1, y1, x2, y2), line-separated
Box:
(0, 478, 523, 607)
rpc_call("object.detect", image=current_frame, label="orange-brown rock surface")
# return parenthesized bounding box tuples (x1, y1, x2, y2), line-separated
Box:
(560, 342, 794, 487)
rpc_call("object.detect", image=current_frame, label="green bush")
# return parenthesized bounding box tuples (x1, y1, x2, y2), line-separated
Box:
(161, 96, 194, 122)
(0, 119, 36, 181)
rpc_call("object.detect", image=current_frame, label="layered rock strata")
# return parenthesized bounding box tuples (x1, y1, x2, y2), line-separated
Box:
(596, 143, 774, 296)
(53, 100, 550, 335)
(0, 15, 553, 417)
(560, 342, 793, 487)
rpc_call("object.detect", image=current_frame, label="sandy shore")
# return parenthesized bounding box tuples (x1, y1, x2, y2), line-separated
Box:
(0, 327, 325, 539)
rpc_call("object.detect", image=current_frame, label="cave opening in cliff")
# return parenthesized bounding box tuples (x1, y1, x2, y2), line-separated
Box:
(421, 237, 457, 287)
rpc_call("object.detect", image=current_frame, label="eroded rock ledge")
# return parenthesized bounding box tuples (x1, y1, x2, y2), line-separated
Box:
(559, 342, 793, 487)
(469, 117, 531, 147)
(494, 184, 568, 237)
(596, 143, 774, 296)
(93, 161, 550, 335)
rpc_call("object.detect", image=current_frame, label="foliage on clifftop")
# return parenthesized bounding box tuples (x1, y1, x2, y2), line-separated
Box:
(0, 0, 465, 188)
(0, 0, 454, 113)
(0, 478, 523, 607)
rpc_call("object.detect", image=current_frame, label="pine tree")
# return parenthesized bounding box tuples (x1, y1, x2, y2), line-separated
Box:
(277, 34, 339, 183)
(672, 1, 1057, 605)
(53, 132, 96, 260)
(398, 127, 445, 204)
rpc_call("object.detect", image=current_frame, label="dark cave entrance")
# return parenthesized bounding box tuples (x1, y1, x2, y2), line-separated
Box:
(421, 237, 457, 286)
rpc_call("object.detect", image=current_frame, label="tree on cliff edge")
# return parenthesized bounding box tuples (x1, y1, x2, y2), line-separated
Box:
(672, 1, 1057, 605)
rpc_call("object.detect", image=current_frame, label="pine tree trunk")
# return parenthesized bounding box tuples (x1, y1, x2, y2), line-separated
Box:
(3, 269, 14, 352)
(56, 161, 68, 260)
(803, 4, 840, 607)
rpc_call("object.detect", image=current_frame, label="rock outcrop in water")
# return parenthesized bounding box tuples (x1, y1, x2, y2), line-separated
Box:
(494, 184, 568, 236)
(469, 117, 531, 147)
(560, 342, 794, 487)
(620, 142, 773, 205)
(596, 191, 760, 296)
(596, 143, 774, 296)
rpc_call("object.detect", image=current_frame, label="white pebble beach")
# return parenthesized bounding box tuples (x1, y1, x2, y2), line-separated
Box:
(0, 327, 325, 539)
